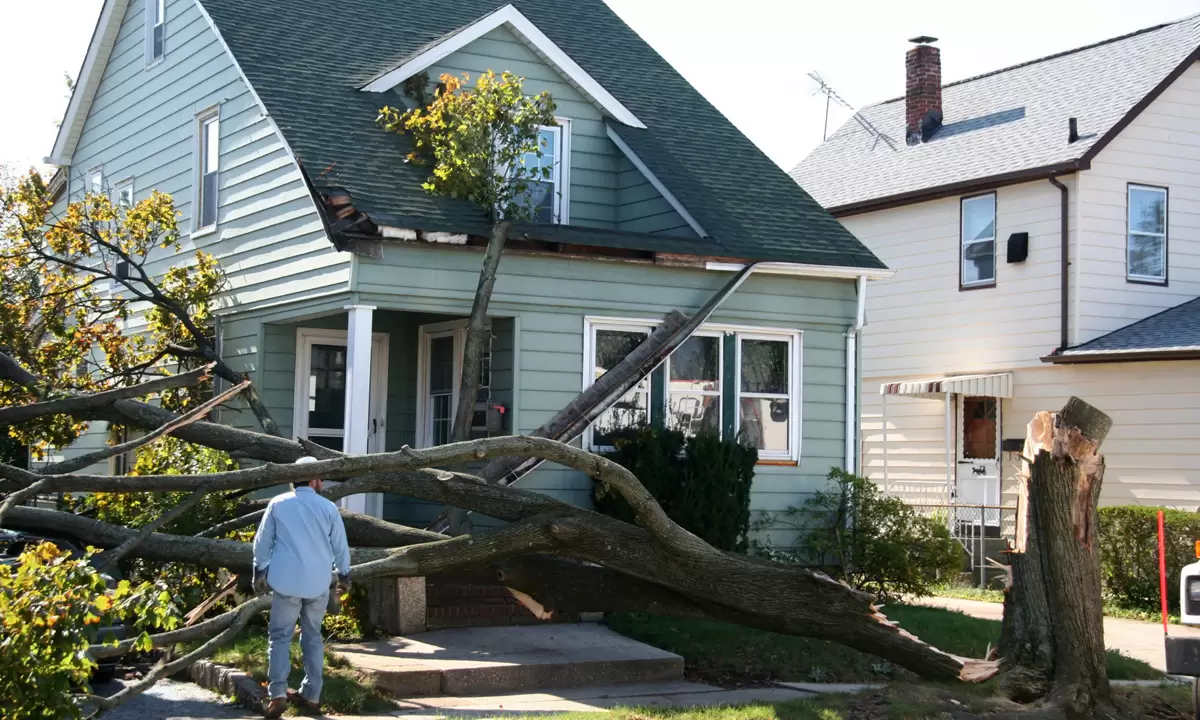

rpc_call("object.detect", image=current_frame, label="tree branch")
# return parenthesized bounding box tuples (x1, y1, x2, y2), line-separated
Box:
(0, 478, 48, 525)
(98, 489, 210, 571)
(40, 379, 249, 475)
(0, 349, 40, 391)
(0, 363, 214, 427)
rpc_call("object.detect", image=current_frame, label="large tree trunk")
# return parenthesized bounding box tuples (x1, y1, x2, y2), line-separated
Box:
(1000, 397, 1112, 716)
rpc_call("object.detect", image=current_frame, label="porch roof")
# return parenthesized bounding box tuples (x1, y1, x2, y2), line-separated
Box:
(880, 372, 1013, 400)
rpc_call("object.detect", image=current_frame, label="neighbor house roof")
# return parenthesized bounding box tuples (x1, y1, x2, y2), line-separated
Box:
(1045, 297, 1200, 363)
(791, 14, 1200, 215)
(184, 0, 885, 270)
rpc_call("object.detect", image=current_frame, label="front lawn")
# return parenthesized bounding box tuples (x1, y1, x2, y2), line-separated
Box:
(607, 604, 1161, 685)
(205, 630, 396, 716)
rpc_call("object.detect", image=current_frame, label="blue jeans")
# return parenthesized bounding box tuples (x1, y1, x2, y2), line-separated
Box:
(267, 590, 328, 702)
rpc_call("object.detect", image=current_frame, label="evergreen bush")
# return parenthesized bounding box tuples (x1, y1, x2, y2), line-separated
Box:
(594, 426, 756, 552)
(1099, 505, 1200, 614)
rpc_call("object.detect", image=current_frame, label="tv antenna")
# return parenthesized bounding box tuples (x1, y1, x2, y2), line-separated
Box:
(807, 71, 897, 151)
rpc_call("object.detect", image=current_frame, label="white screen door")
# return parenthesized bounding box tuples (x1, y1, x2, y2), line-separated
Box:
(956, 395, 1001, 511)
(294, 328, 388, 454)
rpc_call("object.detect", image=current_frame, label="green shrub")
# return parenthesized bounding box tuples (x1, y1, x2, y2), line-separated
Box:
(758, 468, 964, 600)
(594, 426, 756, 552)
(1099, 505, 1200, 614)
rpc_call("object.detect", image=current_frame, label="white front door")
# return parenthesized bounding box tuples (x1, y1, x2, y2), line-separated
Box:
(293, 328, 388, 454)
(956, 395, 1001, 510)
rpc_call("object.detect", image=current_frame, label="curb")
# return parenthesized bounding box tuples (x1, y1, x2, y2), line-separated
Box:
(189, 659, 266, 715)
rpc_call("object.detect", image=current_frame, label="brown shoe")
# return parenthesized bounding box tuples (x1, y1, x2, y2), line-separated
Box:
(287, 689, 322, 713)
(263, 695, 288, 718)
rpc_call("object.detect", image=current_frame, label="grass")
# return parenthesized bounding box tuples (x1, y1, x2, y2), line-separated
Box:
(504, 683, 1191, 720)
(932, 581, 1184, 624)
(607, 603, 1162, 685)
(204, 629, 395, 716)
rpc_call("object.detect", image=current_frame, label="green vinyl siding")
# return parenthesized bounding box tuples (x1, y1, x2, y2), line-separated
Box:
(616, 155, 697, 237)
(65, 0, 348, 312)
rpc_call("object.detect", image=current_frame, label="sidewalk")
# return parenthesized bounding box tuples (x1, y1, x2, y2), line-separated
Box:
(915, 595, 1200, 672)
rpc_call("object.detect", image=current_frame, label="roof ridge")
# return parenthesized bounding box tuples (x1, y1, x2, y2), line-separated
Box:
(874, 11, 1200, 107)
(1068, 295, 1200, 351)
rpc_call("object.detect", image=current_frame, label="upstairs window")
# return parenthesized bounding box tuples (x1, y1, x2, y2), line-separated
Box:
(1127, 184, 1168, 284)
(961, 193, 996, 288)
(88, 168, 104, 197)
(518, 121, 569, 224)
(195, 109, 220, 232)
(115, 179, 134, 209)
(146, 0, 166, 64)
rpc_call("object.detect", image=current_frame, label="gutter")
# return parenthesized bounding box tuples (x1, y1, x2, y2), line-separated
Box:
(705, 261, 893, 281)
(845, 275, 868, 474)
(1048, 175, 1070, 350)
(1042, 348, 1200, 364)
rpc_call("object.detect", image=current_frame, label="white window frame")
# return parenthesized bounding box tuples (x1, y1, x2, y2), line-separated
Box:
(665, 329, 723, 438)
(292, 328, 389, 454)
(521, 120, 569, 225)
(582, 316, 803, 462)
(193, 108, 220, 236)
(582, 318, 655, 452)
(114, 178, 134, 209)
(415, 319, 494, 448)
(88, 167, 104, 197)
(734, 330, 802, 462)
(1127, 183, 1168, 284)
(960, 193, 997, 288)
(145, 0, 166, 66)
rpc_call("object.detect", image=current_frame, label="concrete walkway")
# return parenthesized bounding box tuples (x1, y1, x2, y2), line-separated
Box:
(916, 595, 1200, 672)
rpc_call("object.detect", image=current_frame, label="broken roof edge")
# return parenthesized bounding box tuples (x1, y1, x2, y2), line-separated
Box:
(359, 3, 647, 129)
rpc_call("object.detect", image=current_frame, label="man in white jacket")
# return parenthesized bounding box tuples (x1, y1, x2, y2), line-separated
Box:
(252, 456, 351, 717)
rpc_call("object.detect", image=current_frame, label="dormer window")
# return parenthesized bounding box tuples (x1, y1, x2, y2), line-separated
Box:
(519, 120, 570, 224)
(145, 0, 165, 65)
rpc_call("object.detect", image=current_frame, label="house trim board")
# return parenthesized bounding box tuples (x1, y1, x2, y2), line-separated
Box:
(359, 3, 646, 130)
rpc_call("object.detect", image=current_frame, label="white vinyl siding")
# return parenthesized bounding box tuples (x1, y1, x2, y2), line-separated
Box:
(844, 178, 1068, 378)
(1076, 60, 1200, 343)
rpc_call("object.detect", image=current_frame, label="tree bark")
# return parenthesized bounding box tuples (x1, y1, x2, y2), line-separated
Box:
(999, 398, 1112, 716)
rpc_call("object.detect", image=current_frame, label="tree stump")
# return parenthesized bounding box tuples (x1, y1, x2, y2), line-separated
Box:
(1000, 397, 1112, 717)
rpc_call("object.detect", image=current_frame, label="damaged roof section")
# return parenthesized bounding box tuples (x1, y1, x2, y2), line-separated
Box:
(197, 0, 886, 270)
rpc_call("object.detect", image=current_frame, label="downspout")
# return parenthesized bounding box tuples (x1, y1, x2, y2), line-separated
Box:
(1048, 176, 1069, 351)
(845, 275, 867, 474)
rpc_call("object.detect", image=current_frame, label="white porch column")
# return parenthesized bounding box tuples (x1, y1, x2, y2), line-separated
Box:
(341, 304, 380, 517)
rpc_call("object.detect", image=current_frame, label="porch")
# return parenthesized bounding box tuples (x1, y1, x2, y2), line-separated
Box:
(873, 372, 1019, 585)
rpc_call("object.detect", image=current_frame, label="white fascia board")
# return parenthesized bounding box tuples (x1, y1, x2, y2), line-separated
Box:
(46, 0, 128, 166)
(360, 4, 646, 130)
(605, 123, 707, 238)
(706, 261, 895, 281)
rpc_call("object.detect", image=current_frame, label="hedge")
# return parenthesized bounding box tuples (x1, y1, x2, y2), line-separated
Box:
(593, 426, 756, 552)
(1099, 505, 1200, 614)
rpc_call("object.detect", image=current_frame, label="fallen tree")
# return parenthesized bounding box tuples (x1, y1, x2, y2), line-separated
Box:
(0, 347, 1003, 713)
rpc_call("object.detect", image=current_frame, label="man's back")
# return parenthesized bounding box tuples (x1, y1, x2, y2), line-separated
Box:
(253, 486, 350, 599)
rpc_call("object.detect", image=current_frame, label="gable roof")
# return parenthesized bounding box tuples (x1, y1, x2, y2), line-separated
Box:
(1045, 297, 1200, 363)
(184, 0, 884, 270)
(361, 4, 645, 129)
(792, 14, 1200, 215)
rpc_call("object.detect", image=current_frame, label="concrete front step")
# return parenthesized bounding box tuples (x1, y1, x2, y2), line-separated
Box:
(331, 624, 683, 698)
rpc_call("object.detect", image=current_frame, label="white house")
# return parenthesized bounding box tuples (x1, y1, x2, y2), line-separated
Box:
(793, 16, 1200, 519)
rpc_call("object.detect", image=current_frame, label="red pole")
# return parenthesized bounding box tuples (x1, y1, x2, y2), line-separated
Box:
(1158, 509, 1169, 636)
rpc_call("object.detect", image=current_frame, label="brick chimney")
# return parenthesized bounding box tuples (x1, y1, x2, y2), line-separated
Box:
(905, 36, 942, 144)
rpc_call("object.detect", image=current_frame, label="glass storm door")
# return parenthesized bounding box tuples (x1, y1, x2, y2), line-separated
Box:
(294, 329, 387, 454)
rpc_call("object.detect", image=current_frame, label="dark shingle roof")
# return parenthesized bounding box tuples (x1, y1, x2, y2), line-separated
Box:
(1051, 297, 1200, 361)
(792, 15, 1200, 212)
(199, 0, 885, 270)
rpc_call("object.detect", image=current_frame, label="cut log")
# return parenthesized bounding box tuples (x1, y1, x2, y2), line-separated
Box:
(999, 397, 1111, 715)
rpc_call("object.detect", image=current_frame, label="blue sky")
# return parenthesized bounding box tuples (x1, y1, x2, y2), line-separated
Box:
(2, 0, 1197, 177)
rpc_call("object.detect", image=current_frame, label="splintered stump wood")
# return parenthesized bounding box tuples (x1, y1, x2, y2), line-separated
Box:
(1000, 397, 1112, 717)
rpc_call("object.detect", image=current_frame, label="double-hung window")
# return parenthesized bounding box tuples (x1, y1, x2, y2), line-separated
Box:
(518, 121, 569, 224)
(146, 0, 165, 64)
(584, 318, 801, 461)
(88, 168, 104, 197)
(1127, 184, 1168, 284)
(960, 193, 996, 288)
(195, 109, 220, 232)
(115, 179, 134, 209)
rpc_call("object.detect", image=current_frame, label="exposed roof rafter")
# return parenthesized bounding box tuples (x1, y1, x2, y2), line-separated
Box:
(360, 3, 646, 129)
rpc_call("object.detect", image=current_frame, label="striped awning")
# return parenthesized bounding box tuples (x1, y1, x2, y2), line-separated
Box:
(880, 372, 1013, 399)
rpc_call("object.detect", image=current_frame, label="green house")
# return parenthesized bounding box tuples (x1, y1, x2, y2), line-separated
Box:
(46, 0, 888, 537)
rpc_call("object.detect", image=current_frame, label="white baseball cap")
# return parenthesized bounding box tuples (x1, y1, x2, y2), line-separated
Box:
(294, 456, 319, 465)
